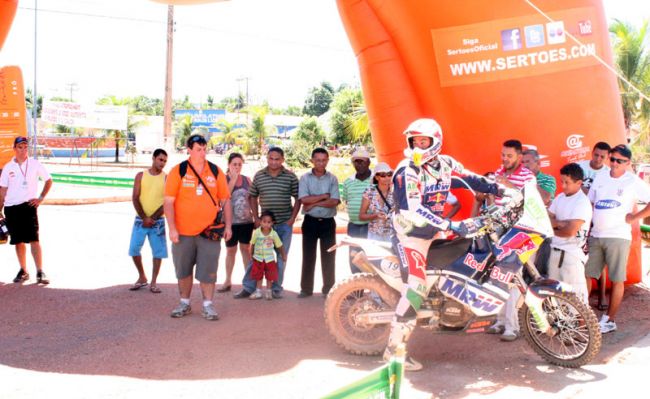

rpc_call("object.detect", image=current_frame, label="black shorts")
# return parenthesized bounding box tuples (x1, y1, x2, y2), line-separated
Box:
(5, 202, 39, 245)
(225, 222, 254, 247)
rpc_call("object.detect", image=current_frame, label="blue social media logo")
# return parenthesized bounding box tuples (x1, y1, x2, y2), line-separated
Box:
(524, 25, 545, 48)
(501, 28, 522, 51)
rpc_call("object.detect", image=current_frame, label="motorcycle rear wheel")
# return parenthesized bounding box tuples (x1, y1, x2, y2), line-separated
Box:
(324, 273, 400, 356)
(519, 291, 601, 368)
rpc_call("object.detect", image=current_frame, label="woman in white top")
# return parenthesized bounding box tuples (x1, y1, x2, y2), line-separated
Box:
(359, 162, 395, 242)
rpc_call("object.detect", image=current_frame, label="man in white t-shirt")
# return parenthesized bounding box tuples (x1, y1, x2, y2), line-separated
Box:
(0, 137, 53, 284)
(586, 144, 650, 334)
(577, 141, 610, 194)
(548, 163, 592, 304)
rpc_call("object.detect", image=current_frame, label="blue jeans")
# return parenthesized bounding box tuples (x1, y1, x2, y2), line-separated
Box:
(347, 222, 368, 273)
(241, 222, 293, 294)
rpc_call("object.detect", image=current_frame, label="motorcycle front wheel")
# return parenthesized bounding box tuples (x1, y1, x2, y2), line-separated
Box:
(324, 273, 400, 356)
(519, 291, 601, 368)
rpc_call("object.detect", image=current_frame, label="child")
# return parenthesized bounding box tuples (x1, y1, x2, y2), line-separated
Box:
(249, 210, 287, 300)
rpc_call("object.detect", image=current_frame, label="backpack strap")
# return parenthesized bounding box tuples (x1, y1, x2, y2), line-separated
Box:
(179, 160, 218, 179)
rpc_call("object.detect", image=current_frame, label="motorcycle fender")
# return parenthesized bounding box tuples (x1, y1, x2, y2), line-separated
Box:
(524, 279, 573, 334)
(527, 278, 574, 299)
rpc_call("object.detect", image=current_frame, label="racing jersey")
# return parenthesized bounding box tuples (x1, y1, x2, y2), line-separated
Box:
(392, 155, 499, 238)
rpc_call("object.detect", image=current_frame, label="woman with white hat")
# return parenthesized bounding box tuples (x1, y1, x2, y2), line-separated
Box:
(359, 162, 395, 241)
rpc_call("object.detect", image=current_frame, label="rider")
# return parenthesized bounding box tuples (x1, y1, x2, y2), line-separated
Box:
(386, 118, 506, 371)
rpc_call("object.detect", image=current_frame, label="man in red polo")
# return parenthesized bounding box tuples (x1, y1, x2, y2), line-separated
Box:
(488, 139, 536, 341)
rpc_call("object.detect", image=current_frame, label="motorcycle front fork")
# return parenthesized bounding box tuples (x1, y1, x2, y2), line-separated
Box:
(515, 261, 557, 337)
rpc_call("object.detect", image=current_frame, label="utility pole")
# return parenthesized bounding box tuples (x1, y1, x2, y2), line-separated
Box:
(163, 5, 174, 149)
(31, 0, 38, 158)
(65, 82, 79, 101)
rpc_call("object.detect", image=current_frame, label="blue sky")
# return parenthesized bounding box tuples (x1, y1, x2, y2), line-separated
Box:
(0, 0, 646, 107)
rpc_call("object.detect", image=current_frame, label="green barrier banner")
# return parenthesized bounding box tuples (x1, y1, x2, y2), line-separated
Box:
(51, 173, 134, 188)
(322, 353, 403, 399)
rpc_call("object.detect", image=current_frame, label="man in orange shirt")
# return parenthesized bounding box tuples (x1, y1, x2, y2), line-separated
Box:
(164, 135, 232, 321)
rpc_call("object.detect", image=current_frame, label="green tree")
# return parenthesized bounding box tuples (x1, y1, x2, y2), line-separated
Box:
(25, 88, 43, 118)
(346, 104, 372, 144)
(610, 19, 650, 131)
(293, 116, 325, 146)
(213, 119, 244, 145)
(175, 114, 194, 148)
(329, 87, 368, 145)
(303, 81, 335, 117)
(173, 95, 194, 110)
(245, 106, 275, 156)
(206, 95, 215, 108)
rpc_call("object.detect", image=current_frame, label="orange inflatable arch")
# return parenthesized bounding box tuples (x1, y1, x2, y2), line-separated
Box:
(0, 0, 641, 282)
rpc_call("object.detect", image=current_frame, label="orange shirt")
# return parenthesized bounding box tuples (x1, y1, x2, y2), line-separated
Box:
(165, 160, 230, 236)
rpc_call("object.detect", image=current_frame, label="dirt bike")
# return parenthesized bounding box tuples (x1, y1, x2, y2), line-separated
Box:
(324, 182, 601, 368)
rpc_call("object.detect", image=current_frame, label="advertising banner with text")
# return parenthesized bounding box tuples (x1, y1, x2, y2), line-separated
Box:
(0, 66, 27, 167)
(432, 7, 604, 87)
(42, 101, 128, 131)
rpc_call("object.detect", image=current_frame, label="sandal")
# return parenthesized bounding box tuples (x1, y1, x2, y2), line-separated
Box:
(150, 285, 162, 294)
(129, 282, 148, 291)
(216, 284, 231, 293)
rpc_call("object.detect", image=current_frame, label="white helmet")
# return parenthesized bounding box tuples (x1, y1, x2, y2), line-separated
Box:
(403, 118, 443, 166)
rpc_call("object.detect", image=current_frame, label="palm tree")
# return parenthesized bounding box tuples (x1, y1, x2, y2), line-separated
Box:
(610, 19, 650, 133)
(346, 104, 372, 144)
(175, 114, 193, 149)
(246, 106, 275, 156)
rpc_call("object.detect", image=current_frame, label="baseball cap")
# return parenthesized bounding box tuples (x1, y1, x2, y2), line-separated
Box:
(351, 147, 370, 161)
(373, 162, 393, 174)
(611, 144, 632, 160)
(13, 136, 28, 147)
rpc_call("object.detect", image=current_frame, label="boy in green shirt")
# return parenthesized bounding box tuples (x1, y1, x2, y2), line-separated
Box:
(249, 210, 287, 300)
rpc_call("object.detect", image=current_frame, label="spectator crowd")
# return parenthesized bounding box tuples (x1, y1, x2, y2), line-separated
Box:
(1, 131, 649, 341)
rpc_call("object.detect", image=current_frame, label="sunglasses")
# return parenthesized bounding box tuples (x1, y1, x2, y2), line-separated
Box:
(188, 135, 206, 144)
(375, 172, 393, 178)
(609, 157, 629, 164)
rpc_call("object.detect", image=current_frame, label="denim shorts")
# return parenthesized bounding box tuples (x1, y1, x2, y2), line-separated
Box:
(128, 217, 168, 259)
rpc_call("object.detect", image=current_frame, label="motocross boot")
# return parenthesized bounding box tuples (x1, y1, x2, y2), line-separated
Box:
(383, 318, 423, 371)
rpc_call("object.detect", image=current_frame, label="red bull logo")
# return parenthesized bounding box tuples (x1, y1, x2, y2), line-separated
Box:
(495, 231, 537, 261)
(490, 266, 515, 283)
(463, 253, 488, 271)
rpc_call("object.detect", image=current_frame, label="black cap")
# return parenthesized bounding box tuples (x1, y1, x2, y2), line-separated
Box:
(611, 144, 632, 160)
(13, 136, 28, 147)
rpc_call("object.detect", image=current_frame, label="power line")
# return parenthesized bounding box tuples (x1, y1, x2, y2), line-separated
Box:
(16, 6, 349, 52)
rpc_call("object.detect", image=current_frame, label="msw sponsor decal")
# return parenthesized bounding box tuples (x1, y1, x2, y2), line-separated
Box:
(440, 279, 503, 313)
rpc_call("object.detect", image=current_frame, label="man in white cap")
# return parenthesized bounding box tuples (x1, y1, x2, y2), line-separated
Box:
(341, 147, 372, 272)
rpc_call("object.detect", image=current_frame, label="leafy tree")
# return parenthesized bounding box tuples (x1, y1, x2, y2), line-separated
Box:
(206, 95, 215, 108)
(25, 88, 43, 118)
(329, 87, 368, 145)
(303, 81, 335, 117)
(293, 116, 325, 146)
(346, 104, 372, 144)
(610, 19, 650, 161)
(245, 106, 276, 156)
(212, 119, 245, 145)
(271, 105, 303, 116)
(173, 95, 194, 110)
(175, 114, 193, 148)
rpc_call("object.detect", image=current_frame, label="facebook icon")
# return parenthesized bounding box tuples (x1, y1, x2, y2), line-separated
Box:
(501, 28, 522, 51)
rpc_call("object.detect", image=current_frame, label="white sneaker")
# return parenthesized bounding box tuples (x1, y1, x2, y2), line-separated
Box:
(600, 320, 617, 334)
(249, 289, 263, 300)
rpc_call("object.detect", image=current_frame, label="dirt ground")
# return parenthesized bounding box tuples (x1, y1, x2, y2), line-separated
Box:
(1, 201, 649, 399)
